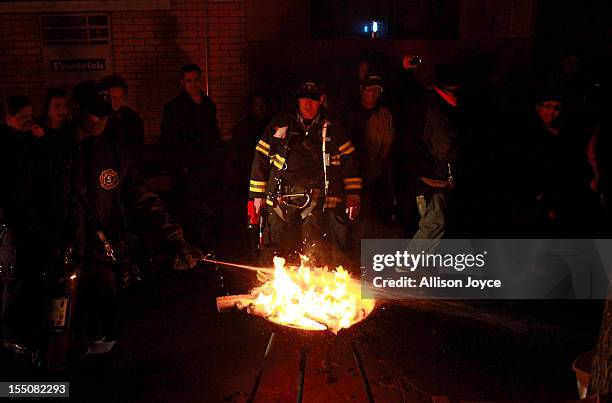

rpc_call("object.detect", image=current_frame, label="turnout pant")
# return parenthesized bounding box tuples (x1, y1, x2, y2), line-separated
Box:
(259, 199, 326, 268)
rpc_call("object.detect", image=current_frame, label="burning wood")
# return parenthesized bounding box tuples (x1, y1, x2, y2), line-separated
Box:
(216, 256, 376, 334)
(216, 294, 258, 312)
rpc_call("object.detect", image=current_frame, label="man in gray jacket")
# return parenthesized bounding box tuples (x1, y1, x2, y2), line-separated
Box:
(345, 75, 395, 245)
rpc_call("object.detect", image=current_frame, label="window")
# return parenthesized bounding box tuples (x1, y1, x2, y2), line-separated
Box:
(40, 14, 110, 46)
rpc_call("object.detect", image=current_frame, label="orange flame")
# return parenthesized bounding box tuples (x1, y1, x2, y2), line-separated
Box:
(251, 256, 375, 333)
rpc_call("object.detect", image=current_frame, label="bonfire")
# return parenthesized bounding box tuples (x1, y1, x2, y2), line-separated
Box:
(216, 256, 375, 334)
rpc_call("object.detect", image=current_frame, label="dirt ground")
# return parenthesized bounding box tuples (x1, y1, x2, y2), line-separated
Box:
(0, 197, 605, 402)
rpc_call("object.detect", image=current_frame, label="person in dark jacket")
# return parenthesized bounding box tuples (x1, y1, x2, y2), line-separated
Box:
(510, 90, 596, 236)
(38, 88, 71, 138)
(60, 81, 202, 353)
(160, 64, 221, 145)
(0, 96, 49, 355)
(36, 89, 73, 208)
(160, 64, 222, 252)
(410, 64, 464, 250)
(249, 80, 361, 267)
(102, 75, 145, 146)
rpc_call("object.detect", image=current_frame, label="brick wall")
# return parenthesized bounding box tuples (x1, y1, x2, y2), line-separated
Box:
(111, 0, 248, 141)
(0, 0, 248, 142)
(0, 0, 540, 143)
(0, 14, 45, 111)
(204, 0, 247, 140)
(246, 0, 309, 42)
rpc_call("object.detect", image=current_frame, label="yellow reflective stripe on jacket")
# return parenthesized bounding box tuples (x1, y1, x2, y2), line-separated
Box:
(257, 139, 270, 150)
(273, 155, 285, 169)
(255, 146, 269, 157)
(330, 154, 341, 166)
(338, 141, 356, 155)
(343, 177, 362, 190)
(249, 179, 267, 193)
(255, 140, 270, 157)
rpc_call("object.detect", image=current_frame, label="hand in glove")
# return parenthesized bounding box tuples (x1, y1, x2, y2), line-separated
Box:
(173, 244, 204, 270)
(253, 197, 266, 216)
(345, 195, 361, 221)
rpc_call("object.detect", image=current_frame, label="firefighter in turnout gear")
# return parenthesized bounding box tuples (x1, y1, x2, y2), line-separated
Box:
(249, 80, 361, 266)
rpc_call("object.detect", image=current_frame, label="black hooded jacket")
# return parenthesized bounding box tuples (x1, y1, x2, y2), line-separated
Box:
(1, 121, 185, 269)
(63, 129, 185, 265)
(161, 91, 221, 145)
(420, 89, 464, 181)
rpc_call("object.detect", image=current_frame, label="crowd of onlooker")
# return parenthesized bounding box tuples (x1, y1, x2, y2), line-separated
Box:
(228, 51, 609, 245)
(2, 52, 610, 247)
(0, 66, 214, 364)
(0, 49, 609, 367)
(1, 52, 609, 247)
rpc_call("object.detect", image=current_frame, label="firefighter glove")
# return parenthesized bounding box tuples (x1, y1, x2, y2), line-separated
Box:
(173, 244, 203, 270)
(345, 195, 361, 220)
(253, 197, 266, 216)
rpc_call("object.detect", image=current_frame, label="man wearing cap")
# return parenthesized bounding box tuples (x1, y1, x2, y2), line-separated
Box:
(410, 64, 464, 249)
(351, 75, 395, 186)
(346, 75, 395, 240)
(50, 81, 202, 355)
(248, 80, 361, 266)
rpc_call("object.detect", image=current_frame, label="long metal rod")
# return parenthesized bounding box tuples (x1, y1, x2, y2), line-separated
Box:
(247, 332, 276, 403)
(350, 340, 375, 403)
(296, 348, 307, 403)
(198, 257, 274, 274)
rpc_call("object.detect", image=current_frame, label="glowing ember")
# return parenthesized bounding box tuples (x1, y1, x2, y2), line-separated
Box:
(251, 256, 375, 333)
